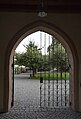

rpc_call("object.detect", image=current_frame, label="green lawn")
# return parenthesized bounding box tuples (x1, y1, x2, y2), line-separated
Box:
(31, 72, 70, 80)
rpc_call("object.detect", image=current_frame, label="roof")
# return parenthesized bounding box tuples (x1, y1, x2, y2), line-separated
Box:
(0, 0, 81, 13)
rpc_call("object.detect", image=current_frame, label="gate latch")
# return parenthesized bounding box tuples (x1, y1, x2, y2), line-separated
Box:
(40, 77, 43, 83)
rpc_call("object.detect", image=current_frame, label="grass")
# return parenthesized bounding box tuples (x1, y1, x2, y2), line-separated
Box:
(31, 72, 70, 80)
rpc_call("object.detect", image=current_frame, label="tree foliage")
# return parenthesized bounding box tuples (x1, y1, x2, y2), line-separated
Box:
(47, 37, 69, 71)
(15, 37, 69, 76)
(14, 52, 26, 66)
(24, 41, 42, 72)
(15, 41, 43, 75)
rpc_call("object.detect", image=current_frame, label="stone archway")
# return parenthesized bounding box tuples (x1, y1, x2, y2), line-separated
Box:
(4, 21, 79, 112)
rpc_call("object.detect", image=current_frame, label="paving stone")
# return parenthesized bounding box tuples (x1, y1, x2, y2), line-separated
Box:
(0, 107, 81, 119)
(0, 75, 81, 119)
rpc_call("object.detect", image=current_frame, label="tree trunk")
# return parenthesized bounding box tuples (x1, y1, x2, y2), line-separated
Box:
(32, 68, 36, 77)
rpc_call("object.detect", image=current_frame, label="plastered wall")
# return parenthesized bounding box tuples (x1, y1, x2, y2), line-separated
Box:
(0, 12, 81, 112)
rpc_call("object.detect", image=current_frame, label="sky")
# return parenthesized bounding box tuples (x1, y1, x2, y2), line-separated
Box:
(15, 31, 52, 55)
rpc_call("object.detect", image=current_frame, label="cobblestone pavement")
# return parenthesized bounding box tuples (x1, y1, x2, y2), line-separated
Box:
(0, 107, 81, 119)
(0, 74, 81, 119)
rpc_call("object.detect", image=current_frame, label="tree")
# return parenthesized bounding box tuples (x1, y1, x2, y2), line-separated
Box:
(23, 41, 42, 76)
(14, 52, 26, 66)
(47, 37, 69, 71)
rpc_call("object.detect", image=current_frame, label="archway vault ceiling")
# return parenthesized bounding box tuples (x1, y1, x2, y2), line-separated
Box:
(0, 0, 81, 13)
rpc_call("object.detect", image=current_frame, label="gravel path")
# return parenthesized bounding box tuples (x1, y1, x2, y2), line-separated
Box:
(14, 76, 40, 107)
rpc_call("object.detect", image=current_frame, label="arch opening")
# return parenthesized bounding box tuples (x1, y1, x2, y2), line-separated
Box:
(5, 21, 79, 112)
